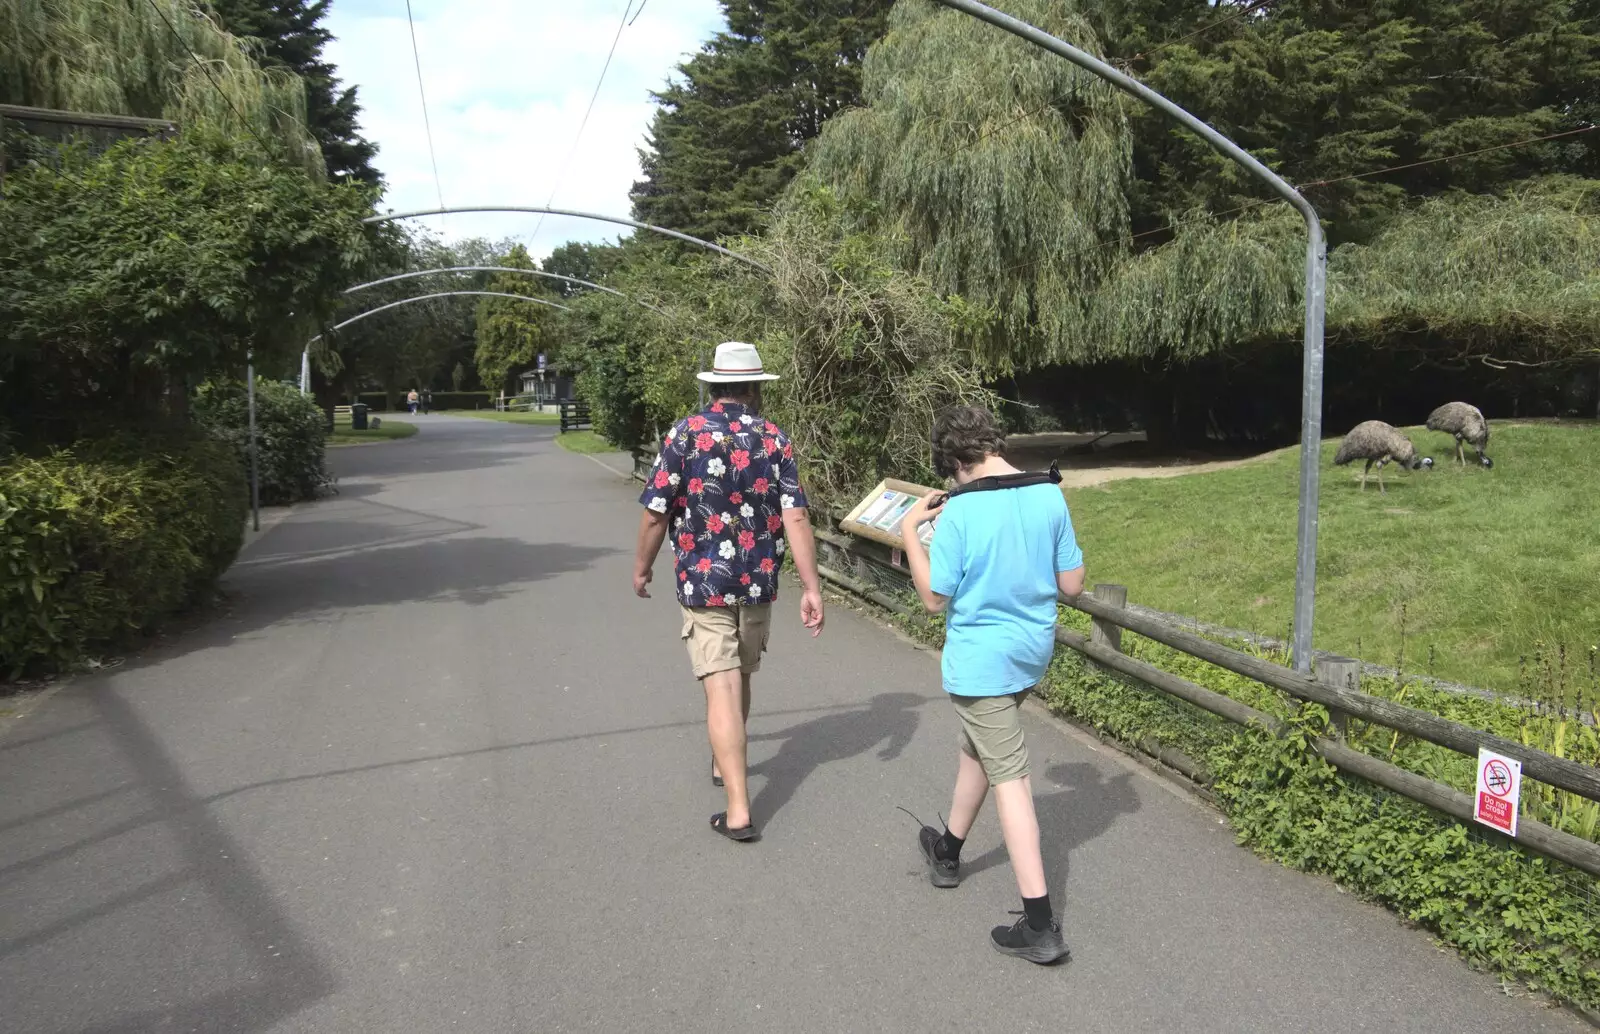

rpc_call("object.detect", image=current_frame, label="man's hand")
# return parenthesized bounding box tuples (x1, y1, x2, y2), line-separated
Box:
(800, 587, 825, 637)
(633, 567, 653, 598)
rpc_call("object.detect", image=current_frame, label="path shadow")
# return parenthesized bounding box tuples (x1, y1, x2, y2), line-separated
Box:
(747, 692, 927, 826)
(959, 761, 1141, 888)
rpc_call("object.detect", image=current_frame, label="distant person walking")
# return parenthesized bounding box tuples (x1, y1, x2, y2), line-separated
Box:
(407, 389, 419, 414)
(633, 341, 825, 842)
(898, 405, 1085, 964)
(421, 388, 432, 415)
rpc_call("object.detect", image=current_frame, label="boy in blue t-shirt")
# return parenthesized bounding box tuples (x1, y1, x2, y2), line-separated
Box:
(899, 406, 1086, 964)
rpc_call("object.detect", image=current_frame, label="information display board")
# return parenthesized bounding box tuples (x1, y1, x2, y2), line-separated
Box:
(841, 478, 941, 550)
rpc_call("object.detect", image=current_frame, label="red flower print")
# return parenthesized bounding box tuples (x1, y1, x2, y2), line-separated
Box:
(687, 415, 707, 431)
(728, 491, 743, 505)
(740, 574, 752, 586)
(696, 557, 712, 573)
(675, 496, 688, 509)
(708, 595, 725, 606)
(738, 530, 756, 551)
(783, 442, 794, 459)
(688, 477, 704, 495)
(680, 570, 688, 581)
(766, 514, 783, 533)
(765, 421, 779, 434)
(752, 477, 769, 495)
(677, 533, 695, 550)
(710, 403, 725, 413)
(706, 513, 725, 534)
(731, 450, 751, 471)
(653, 469, 670, 488)
(695, 433, 715, 453)
(760, 557, 776, 574)
(763, 437, 779, 456)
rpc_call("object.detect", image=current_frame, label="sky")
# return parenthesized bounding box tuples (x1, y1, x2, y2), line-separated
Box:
(324, 0, 726, 260)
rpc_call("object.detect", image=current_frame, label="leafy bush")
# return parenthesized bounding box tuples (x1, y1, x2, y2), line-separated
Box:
(0, 434, 246, 677)
(195, 379, 330, 505)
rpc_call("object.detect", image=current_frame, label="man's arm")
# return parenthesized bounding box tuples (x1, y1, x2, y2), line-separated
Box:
(634, 509, 669, 598)
(781, 508, 825, 636)
(899, 494, 949, 614)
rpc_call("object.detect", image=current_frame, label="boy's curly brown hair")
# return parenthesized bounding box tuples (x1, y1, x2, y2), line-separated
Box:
(932, 406, 1006, 478)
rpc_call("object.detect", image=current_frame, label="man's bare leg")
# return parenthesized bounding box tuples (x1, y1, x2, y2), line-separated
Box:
(713, 674, 753, 783)
(993, 776, 1046, 898)
(705, 669, 751, 828)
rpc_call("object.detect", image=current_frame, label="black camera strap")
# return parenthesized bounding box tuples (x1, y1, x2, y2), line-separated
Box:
(942, 461, 1062, 501)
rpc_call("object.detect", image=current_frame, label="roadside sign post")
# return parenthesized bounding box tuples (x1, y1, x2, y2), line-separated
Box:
(1474, 748, 1522, 837)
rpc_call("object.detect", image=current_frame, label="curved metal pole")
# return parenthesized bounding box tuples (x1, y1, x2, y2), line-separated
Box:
(364, 206, 772, 273)
(343, 266, 669, 317)
(305, 291, 570, 348)
(934, 0, 1328, 672)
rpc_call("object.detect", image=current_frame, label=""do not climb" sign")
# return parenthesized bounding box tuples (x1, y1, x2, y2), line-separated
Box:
(1474, 748, 1522, 837)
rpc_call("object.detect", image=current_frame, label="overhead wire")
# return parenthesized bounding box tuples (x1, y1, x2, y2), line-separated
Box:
(530, 0, 639, 245)
(403, 0, 448, 222)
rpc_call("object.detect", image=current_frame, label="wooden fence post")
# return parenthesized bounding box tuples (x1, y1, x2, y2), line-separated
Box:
(1089, 584, 1127, 656)
(1316, 656, 1359, 739)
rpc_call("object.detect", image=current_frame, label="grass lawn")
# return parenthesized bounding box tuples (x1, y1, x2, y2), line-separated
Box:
(327, 419, 418, 445)
(452, 409, 561, 425)
(555, 430, 620, 455)
(1064, 422, 1600, 695)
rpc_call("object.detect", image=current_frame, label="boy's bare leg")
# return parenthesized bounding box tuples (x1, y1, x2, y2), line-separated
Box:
(993, 776, 1046, 898)
(946, 751, 989, 839)
(705, 669, 751, 827)
(713, 674, 753, 782)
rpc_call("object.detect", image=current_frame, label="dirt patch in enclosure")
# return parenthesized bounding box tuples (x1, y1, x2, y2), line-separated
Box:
(1005, 431, 1286, 489)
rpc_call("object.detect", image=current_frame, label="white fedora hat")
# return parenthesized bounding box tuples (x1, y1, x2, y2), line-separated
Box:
(697, 341, 780, 383)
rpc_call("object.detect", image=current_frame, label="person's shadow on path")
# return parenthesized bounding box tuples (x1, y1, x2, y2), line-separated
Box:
(958, 761, 1141, 886)
(747, 692, 927, 826)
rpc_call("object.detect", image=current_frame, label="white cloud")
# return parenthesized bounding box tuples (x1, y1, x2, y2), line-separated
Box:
(325, 0, 724, 259)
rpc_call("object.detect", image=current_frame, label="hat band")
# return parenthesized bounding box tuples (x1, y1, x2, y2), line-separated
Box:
(713, 365, 763, 375)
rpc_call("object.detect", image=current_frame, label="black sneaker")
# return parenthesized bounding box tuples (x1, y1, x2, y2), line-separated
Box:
(917, 825, 960, 889)
(990, 914, 1070, 965)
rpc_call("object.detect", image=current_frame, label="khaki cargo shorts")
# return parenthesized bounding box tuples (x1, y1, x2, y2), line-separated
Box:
(680, 604, 773, 680)
(953, 689, 1033, 786)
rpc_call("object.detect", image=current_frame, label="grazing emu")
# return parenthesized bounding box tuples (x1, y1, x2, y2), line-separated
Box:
(1426, 402, 1493, 468)
(1333, 421, 1433, 493)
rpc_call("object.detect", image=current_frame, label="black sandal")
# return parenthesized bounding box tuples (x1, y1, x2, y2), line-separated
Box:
(710, 812, 757, 842)
(712, 757, 723, 788)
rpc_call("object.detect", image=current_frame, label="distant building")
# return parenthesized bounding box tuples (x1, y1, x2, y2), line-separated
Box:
(518, 367, 573, 404)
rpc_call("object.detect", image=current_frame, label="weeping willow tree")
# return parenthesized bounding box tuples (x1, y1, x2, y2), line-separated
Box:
(794, 0, 1131, 373)
(0, 0, 321, 172)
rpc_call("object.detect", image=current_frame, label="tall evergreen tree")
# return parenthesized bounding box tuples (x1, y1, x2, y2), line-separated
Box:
(207, 0, 381, 185)
(630, 0, 895, 241)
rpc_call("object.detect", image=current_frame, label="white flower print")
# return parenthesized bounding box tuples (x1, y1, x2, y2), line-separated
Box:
(720, 512, 734, 526)
(668, 473, 680, 487)
(711, 431, 724, 443)
(666, 426, 677, 441)
(740, 503, 755, 519)
(684, 582, 695, 596)
(776, 539, 787, 556)
(718, 539, 737, 559)
(780, 494, 795, 509)
(648, 497, 668, 514)
(749, 584, 762, 599)
(707, 458, 727, 477)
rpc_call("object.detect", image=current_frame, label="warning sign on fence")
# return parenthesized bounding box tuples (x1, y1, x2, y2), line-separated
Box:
(1473, 748, 1522, 837)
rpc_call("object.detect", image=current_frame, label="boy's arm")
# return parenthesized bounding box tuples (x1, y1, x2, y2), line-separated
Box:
(1056, 502, 1086, 598)
(900, 493, 951, 614)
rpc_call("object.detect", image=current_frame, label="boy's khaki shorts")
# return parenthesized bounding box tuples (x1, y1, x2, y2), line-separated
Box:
(952, 689, 1033, 785)
(680, 604, 772, 679)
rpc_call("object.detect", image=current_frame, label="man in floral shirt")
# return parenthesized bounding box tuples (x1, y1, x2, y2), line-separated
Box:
(633, 342, 824, 843)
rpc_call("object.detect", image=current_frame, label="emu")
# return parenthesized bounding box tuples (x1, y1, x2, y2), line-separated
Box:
(1333, 421, 1433, 493)
(1426, 402, 1493, 469)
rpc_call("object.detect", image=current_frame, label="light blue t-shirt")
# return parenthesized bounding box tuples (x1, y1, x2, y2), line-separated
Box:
(929, 483, 1084, 697)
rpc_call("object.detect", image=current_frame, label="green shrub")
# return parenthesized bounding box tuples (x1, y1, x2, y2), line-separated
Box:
(0, 434, 246, 677)
(194, 379, 329, 505)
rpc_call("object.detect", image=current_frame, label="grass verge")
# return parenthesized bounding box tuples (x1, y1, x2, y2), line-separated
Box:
(1064, 422, 1600, 696)
(327, 420, 418, 445)
(452, 409, 561, 425)
(555, 430, 619, 455)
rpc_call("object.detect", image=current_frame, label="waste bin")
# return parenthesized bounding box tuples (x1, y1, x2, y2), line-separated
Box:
(350, 402, 369, 430)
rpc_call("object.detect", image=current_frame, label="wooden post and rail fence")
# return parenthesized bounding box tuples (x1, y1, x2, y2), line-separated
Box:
(625, 452, 1600, 879)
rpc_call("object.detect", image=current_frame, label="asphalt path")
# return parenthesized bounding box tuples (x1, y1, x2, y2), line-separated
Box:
(0, 413, 1583, 1033)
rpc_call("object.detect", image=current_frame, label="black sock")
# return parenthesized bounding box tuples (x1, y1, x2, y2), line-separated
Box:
(1022, 894, 1053, 932)
(935, 829, 964, 862)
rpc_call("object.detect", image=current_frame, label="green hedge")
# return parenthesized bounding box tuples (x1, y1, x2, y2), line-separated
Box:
(355, 391, 493, 412)
(0, 434, 246, 677)
(195, 380, 329, 505)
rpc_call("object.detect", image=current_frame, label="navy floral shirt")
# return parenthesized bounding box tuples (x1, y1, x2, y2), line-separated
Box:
(640, 402, 809, 607)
